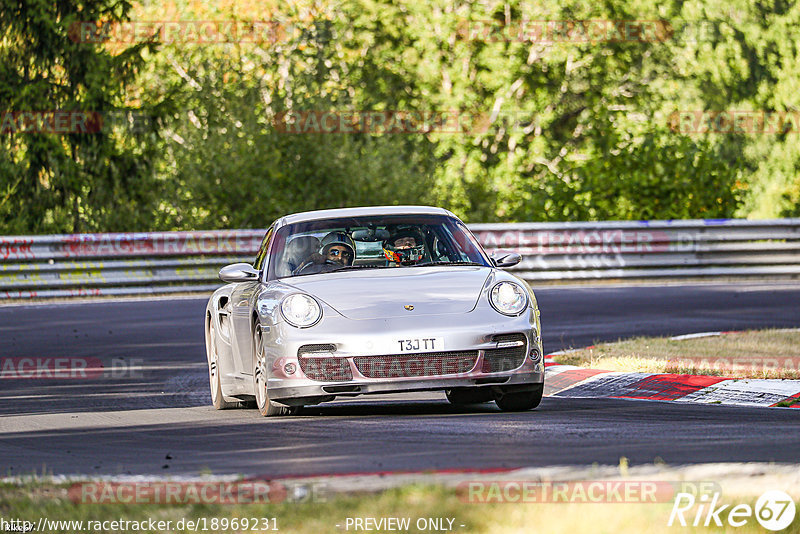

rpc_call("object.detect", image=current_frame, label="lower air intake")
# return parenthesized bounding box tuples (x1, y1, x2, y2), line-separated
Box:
(354, 351, 479, 378)
(482, 333, 527, 373)
(298, 344, 352, 381)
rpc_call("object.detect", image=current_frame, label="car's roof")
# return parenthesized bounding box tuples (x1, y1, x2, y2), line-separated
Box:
(279, 205, 453, 226)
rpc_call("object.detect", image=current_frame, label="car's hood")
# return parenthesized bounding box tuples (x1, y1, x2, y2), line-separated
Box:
(283, 266, 492, 319)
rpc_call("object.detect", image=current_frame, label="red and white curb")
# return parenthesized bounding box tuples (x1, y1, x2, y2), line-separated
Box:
(543, 331, 800, 408)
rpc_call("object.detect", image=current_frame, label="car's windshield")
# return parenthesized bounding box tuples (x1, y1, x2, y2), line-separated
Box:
(266, 214, 490, 280)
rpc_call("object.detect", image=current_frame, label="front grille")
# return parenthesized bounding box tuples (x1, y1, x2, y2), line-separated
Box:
(299, 357, 352, 381)
(298, 344, 352, 381)
(482, 333, 527, 373)
(354, 351, 479, 378)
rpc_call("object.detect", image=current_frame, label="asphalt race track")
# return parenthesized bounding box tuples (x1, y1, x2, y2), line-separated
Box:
(1, 282, 800, 478)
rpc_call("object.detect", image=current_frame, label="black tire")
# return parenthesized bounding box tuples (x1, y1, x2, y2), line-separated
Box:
(494, 384, 544, 412)
(445, 388, 494, 405)
(252, 321, 295, 417)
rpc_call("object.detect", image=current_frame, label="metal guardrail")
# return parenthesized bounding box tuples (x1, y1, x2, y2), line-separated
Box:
(1, 219, 799, 299)
(469, 218, 800, 281)
(0, 230, 263, 299)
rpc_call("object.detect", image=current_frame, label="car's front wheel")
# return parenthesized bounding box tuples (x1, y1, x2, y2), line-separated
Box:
(252, 321, 294, 417)
(494, 384, 544, 412)
(445, 388, 494, 405)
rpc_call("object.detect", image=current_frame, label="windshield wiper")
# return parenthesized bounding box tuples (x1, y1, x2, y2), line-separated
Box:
(412, 261, 484, 267)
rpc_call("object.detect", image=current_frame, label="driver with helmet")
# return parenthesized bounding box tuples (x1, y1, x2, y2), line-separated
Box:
(383, 227, 425, 266)
(294, 231, 356, 275)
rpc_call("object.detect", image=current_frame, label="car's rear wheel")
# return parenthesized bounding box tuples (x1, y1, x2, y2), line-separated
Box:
(252, 321, 294, 417)
(494, 384, 544, 412)
(207, 318, 236, 409)
(445, 388, 493, 405)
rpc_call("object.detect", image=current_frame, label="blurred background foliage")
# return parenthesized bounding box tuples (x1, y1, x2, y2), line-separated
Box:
(0, 0, 798, 233)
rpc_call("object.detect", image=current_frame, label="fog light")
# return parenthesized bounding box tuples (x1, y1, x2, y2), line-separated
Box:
(529, 348, 541, 362)
(284, 363, 297, 375)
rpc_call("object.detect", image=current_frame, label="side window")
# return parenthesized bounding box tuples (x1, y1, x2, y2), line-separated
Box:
(438, 224, 469, 262)
(253, 226, 274, 271)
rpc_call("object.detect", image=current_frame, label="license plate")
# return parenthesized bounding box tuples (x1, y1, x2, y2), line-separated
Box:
(394, 337, 444, 353)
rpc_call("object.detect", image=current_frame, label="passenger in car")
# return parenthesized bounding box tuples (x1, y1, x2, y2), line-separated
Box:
(294, 232, 356, 275)
(279, 236, 321, 277)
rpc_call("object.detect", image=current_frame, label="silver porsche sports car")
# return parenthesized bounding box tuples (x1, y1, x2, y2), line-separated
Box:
(204, 206, 544, 416)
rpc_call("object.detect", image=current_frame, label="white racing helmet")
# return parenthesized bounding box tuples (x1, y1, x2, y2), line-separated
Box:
(319, 231, 356, 265)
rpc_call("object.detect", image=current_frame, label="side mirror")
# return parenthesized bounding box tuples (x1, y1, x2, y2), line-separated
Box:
(490, 251, 522, 268)
(219, 263, 260, 283)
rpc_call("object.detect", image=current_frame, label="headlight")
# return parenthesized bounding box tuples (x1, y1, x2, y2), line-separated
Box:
(489, 282, 528, 316)
(280, 294, 322, 328)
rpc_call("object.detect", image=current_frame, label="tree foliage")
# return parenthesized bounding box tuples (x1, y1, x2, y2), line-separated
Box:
(0, 0, 797, 233)
(0, 0, 171, 233)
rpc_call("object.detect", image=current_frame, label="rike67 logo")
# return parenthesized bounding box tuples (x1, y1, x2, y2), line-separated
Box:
(669, 490, 796, 531)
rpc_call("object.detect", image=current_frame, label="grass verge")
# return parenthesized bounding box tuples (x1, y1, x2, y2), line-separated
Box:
(1, 479, 799, 533)
(552, 329, 800, 379)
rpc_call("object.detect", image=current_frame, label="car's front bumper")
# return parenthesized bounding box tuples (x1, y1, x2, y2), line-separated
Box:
(263, 305, 544, 405)
(269, 370, 543, 405)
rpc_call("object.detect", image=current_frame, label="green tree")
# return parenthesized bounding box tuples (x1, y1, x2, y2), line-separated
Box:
(139, 2, 438, 229)
(0, 0, 167, 234)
